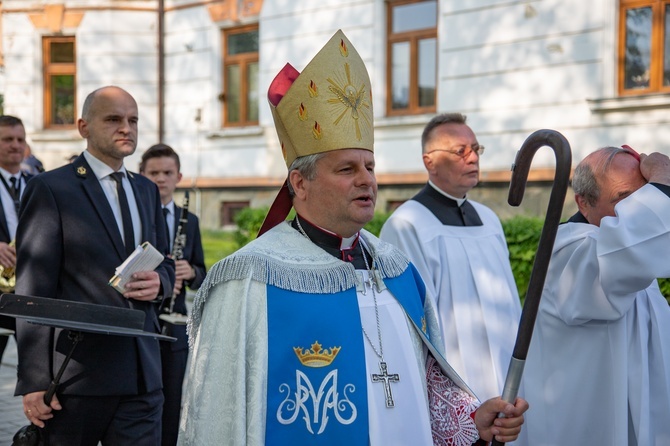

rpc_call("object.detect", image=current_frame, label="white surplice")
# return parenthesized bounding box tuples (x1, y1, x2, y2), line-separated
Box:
(517, 183, 670, 446)
(178, 223, 480, 446)
(380, 198, 521, 402)
(357, 269, 433, 446)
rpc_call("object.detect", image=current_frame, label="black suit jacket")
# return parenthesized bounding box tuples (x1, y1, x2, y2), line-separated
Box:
(0, 172, 32, 332)
(165, 206, 206, 316)
(14, 155, 175, 397)
(160, 206, 206, 351)
(0, 171, 31, 242)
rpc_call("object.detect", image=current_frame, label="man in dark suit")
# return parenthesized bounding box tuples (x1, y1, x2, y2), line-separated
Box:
(15, 86, 175, 444)
(0, 115, 31, 364)
(139, 143, 206, 446)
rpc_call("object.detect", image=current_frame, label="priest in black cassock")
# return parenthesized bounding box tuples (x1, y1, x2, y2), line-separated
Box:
(380, 113, 522, 404)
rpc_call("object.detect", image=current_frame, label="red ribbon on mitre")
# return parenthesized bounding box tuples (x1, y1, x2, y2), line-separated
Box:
(258, 63, 302, 237)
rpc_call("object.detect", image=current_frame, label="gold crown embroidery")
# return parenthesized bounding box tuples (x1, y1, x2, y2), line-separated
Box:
(294, 341, 341, 367)
(77, 166, 87, 175)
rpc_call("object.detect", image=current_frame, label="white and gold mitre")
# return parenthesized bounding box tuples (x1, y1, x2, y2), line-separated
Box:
(268, 29, 374, 168)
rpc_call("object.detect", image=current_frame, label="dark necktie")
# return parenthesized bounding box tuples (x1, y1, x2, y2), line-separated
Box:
(8, 177, 20, 214)
(163, 207, 172, 251)
(110, 172, 135, 256)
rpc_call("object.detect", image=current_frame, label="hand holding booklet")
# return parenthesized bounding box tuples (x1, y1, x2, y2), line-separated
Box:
(109, 242, 165, 293)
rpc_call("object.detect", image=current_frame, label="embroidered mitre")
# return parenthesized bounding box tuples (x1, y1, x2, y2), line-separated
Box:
(259, 29, 375, 236)
(267, 29, 374, 168)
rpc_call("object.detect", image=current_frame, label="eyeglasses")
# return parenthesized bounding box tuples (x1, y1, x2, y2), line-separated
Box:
(427, 145, 485, 159)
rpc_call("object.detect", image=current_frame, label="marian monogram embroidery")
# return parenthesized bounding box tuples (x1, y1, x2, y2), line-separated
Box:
(276, 369, 358, 435)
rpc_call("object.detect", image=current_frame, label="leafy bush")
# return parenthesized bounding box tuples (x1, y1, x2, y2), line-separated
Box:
(501, 216, 544, 302)
(364, 211, 392, 236)
(233, 207, 268, 248)
(501, 215, 670, 305)
(219, 208, 670, 305)
(658, 279, 670, 298)
(232, 207, 389, 245)
(200, 229, 238, 269)
(232, 207, 300, 248)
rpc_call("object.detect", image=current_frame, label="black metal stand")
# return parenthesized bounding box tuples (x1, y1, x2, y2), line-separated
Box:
(0, 293, 176, 446)
(12, 331, 83, 446)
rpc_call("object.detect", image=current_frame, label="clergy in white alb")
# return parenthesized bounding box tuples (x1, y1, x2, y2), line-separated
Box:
(380, 114, 521, 403)
(517, 147, 670, 446)
(177, 30, 528, 446)
(178, 220, 490, 445)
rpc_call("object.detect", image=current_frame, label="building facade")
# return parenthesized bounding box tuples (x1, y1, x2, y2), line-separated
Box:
(2, 0, 669, 228)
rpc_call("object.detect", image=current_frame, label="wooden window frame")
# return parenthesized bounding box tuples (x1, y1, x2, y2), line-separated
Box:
(0, 3, 3, 67)
(222, 24, 259, 127)
(220, 200, 250, 226)
(386, 0, 437, 116)
(618, 0, 670, 95)
(43, 36, 76, 129)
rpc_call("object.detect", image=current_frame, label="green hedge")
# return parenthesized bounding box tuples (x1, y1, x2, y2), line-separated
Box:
(218, 208, 670, 304)
(502, 216, 670, 303)
(231, 207, 390, 247)
(501, 216, 544, 302)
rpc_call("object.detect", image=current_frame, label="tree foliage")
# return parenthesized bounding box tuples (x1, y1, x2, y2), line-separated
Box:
(232, 206, 268, 248)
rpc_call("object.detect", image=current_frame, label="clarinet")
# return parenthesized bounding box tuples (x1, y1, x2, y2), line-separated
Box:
(160, 191, 190, 329)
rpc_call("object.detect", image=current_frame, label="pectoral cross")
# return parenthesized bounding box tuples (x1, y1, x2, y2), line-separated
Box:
(361, 270, 382, 296)
(358, 271, 376, 296)
(372, 361, 400, 408)
(364, 273, 375, 293)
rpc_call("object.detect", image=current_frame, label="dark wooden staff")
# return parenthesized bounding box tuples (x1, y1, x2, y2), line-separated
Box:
(491, 129, 571, 446)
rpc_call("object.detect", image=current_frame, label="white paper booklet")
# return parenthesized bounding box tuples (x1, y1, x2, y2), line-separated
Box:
(109, 242, 165, 293)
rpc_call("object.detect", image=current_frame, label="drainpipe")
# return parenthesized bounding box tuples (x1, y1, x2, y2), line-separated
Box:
(158, 0, 165, 142)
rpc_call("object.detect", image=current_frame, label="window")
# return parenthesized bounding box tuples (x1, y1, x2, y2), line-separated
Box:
(619, 0, 670, 95)
(0, 3, 3, 67)
(43, 36, 76, 128)
(220, 201, 249, 226)
(387, 0, 437, 115)
(222, 25, 259, 126)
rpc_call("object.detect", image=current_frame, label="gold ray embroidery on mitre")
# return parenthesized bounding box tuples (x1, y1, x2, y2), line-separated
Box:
(294, 341, 341, 367)
(326, 62, 371, 141)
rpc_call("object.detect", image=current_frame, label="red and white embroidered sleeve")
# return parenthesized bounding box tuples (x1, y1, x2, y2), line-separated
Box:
(426, 354, 480, 446)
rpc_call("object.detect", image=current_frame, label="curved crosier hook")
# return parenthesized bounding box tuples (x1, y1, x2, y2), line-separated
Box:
(492, 129, 571, 446)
